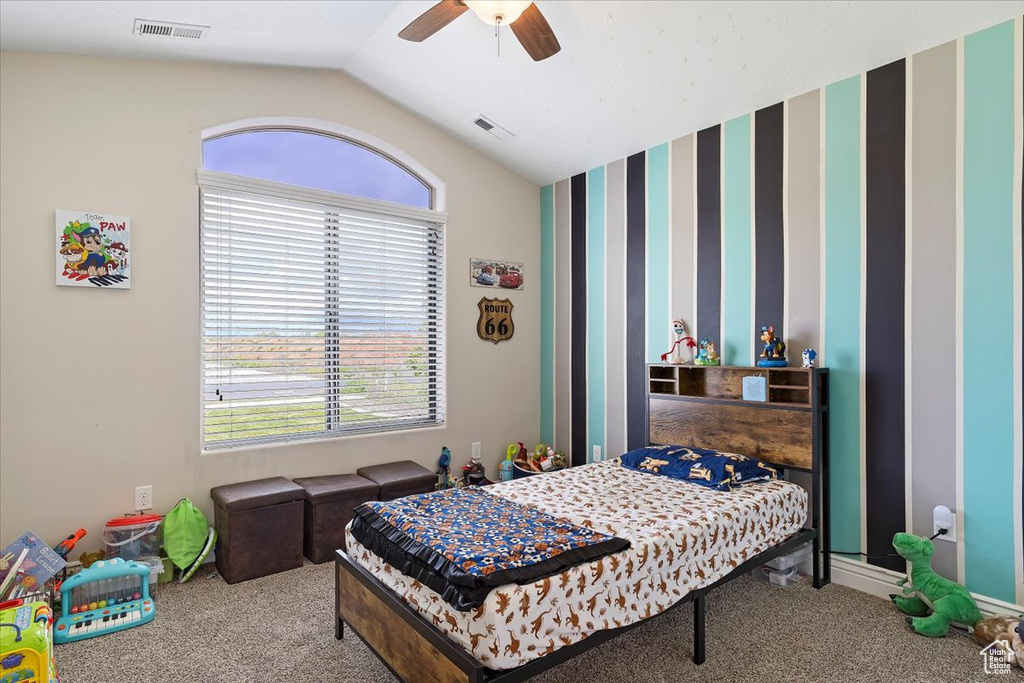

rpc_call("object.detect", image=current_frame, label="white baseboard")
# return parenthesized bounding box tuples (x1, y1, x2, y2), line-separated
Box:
(829, 555, 1024, 617)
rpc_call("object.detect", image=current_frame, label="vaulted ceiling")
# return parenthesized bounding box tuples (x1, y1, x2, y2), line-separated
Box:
(1, 1, 1020, 184)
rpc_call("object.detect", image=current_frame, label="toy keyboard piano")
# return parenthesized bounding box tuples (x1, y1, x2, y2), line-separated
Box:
(54, 558, 154, 644)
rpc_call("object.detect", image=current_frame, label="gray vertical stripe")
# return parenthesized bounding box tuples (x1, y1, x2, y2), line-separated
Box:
(554, 179, 573, 453)
(605, 159, 627, 459)
(910, 41, 958, 581)
(786, 90, 822, 358)
(671, 135, 697, 352)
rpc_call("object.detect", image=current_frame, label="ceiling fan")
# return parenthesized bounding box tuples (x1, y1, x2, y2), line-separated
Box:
(399, 0, 561, 62)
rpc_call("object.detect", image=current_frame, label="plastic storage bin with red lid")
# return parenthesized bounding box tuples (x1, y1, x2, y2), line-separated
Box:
(103, 514, 162, 560)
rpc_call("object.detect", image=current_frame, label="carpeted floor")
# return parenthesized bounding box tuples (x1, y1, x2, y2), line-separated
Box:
(55, 562, 996, 682)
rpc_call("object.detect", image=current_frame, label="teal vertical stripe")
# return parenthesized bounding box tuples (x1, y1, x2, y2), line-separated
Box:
(824, 76, 862, 555)
(540, 184, 555, 446)
(962, 21, 1016, 603)
(723, 114, 753, 366)
(587, 167, 606, 462)
(647, 143, 670, 363)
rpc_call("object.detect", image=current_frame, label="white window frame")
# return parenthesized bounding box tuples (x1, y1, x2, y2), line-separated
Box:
(199, 119, 448, 453)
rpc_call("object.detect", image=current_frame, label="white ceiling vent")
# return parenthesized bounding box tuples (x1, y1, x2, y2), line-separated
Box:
(473, 115, 515, 142)
(133, 19, 208, 40)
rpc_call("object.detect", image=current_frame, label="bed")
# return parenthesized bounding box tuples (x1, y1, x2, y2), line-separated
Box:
(335, 366, 829, 683)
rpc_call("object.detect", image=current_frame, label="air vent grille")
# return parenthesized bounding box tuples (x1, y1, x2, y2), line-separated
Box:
(133, 19, 208, 40)
(473, 115, 514, 142)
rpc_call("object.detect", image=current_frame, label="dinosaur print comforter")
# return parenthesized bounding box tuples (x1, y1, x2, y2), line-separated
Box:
(345, 458, 807, 670)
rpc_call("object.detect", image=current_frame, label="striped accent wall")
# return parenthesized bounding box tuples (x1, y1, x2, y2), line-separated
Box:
(539, 18, 1024, 606)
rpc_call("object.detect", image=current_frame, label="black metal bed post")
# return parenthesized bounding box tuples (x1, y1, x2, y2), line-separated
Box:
(693, 593, 706, 664)
(335, 555, 345, 640)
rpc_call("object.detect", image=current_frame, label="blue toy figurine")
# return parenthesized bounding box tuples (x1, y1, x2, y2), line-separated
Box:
(802, 348, 818, 368)
(437, 446, 452, 490)
(756, 325, 788, 367)
(694, 338, 720, 366)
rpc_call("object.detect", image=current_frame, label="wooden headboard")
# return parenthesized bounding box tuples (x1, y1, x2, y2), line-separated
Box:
(647, 365, 827, 471)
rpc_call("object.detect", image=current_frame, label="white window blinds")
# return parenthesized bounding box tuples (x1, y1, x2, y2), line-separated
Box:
(200, 181, 445, 449)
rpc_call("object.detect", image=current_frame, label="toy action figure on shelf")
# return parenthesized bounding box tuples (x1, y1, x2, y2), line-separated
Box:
(756, 325, 788, 367)
(694, 338, 720, 366)
(660, 319, 697, 364)
(802, 348, 818, 368)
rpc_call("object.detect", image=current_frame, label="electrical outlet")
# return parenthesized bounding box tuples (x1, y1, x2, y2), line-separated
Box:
(593, 445, 602, 461)
(471, 442, 481, 459)
(134, 485, 153, 511)
(932, 505, 956, 543)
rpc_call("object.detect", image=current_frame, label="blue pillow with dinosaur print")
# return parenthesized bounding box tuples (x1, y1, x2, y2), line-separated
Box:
(619, 445, 780, 491)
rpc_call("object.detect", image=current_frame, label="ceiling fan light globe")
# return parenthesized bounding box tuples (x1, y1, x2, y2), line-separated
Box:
(464, 0, 532, 25)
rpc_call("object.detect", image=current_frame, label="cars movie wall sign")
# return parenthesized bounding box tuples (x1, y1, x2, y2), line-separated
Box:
(477, 297, 515, 344)
(56, 208, 131, 289)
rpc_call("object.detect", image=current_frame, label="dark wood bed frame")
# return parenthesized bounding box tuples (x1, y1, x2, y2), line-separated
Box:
(335, 365, 830, 683)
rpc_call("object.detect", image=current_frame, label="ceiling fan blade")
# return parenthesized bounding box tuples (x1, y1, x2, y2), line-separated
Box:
(398, 0, 469, 42)
(510, 3, 560, 61)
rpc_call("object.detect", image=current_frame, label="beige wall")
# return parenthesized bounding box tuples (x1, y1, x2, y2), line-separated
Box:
(0, 51, 540, 553)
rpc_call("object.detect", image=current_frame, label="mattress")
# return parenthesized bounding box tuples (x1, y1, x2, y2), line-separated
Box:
(345, 458, 808, 670)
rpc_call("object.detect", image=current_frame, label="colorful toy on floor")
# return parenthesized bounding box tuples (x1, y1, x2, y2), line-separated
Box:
(500, 444, 518, 482)
(756, 325, 788, 367)
(460, 455, 487, 487)
(0, 601, 56, 683)
(801, 348, 818, 368)
(888, 532, 981, 637)
(694, 338, 720, 366)
(973, 615, 1024, 669)
(54, 529, 87, 560)
(78, 551, 104, 569)
(54, 557, 154, 643)
(436, 446, 453, 490)
(660, 319, 697, 365)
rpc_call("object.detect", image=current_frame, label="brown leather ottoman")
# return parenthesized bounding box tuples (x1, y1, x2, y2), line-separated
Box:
(357, 460, 436, 501)
(293, 474, 378, 563)
(210, 477, 304, 584)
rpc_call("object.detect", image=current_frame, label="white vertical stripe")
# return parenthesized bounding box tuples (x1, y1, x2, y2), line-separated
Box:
(750, 114, 757, 364)
(552, 187, 558, 448)
(1012, 16, 1023, 606)
(905, 55, 915, 539)
(859, 72, 868, 557)
(622, 162, 630, 453)
(819, 89, 828, 364)
(955, 36, 967, 581)
(783, 100, 791, 353)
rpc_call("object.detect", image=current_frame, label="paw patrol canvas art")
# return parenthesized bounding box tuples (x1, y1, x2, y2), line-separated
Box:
(55, 209, 131, 289)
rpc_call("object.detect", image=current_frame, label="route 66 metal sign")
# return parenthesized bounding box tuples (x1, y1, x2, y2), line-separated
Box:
(477, 297, 515, 344)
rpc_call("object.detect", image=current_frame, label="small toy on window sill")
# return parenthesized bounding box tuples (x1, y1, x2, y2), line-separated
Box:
(660, 319, 697, 364)
(801, 348, 818, 368)
(756, 325, 788, 367)
(694, 338, 720, 366)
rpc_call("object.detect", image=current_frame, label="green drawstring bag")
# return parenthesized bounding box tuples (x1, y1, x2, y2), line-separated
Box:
(164, 498, 210, 571)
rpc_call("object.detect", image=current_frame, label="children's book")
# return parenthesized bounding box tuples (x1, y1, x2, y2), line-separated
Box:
(0, 532, 66, 599)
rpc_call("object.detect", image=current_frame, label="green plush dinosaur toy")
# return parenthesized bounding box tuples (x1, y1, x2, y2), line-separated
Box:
(889, 532, 982, 637)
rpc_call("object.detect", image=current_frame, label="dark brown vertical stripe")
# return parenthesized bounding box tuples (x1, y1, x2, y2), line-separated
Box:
(626, 152, 646, 450)
(865, 59, 906, 572)
(755, 104, 785, 340)
(571, 173, 587, 466)
(697, 126, 722, 346)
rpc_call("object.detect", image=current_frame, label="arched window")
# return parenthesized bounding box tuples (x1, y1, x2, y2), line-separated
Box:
(198, 120, 446, 450)
(203, 129, 432, 208)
